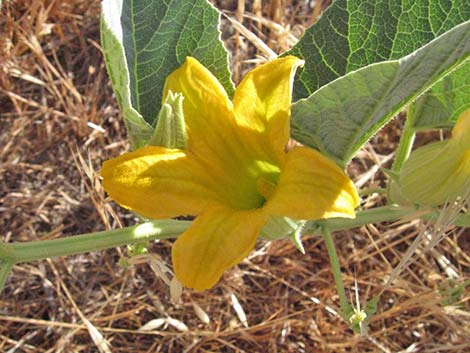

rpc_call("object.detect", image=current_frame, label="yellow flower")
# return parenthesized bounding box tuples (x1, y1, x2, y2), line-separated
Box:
(400, 109, 470, 206)
(102, 56, 359, 290)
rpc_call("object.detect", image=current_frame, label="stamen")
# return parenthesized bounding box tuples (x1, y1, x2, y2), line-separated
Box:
(257, 176, 276, 200)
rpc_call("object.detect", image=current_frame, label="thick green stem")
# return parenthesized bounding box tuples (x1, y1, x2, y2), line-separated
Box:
(4, 220, 190, 263)
(307, 204, 418, 233)
(1, 205, 468, 266)
(322, 227, 352, 319)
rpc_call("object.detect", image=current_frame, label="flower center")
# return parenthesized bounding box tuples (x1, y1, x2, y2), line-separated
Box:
(224, 159, 280, 211)
(257, 176, 276, 200)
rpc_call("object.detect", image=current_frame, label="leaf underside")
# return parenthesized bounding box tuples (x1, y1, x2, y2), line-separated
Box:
(291, 20, 470, 165)
(412, 61, 470, 130)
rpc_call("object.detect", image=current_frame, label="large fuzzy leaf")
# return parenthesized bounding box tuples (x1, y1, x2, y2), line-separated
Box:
(411, 62, 470, 130)
(291, 21, 470, 165)
(285, 0, 470, 100)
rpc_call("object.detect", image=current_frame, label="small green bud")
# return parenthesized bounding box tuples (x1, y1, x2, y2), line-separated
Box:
(127, 242, 149, 257)
(149, 91, 187, 149)
(349, 308, 367, 326)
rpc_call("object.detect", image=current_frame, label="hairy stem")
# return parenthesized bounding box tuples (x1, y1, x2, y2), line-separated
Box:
(322, 226, 352, 319)
(1, 205, 468, 266)
(5, 220, 191, 263)
(307, 204, 418, 233)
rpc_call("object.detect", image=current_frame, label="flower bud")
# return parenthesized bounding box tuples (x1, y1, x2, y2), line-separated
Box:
(399, 110, 470, 206)
(149, 91, 187, 149)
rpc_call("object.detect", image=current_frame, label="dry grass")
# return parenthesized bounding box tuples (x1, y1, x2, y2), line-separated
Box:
(1, 0, 469, 352)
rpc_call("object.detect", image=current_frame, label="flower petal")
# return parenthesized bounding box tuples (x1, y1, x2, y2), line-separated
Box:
(266, 147, 359, 220)
(452, 109, 470, 147)
(162, 57, 240, 162)
(172, 206, 267, 290)
(162, 58, 263, 206)
(101, 146, 220, 219)
(163, 57, 299, 211)
(233, 56, 304, 162)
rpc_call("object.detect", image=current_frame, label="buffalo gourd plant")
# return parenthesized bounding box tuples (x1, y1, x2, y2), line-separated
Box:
(1, 0, 469, 332)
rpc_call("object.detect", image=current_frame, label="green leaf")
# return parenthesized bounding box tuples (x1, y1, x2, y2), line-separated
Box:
(411, 62, 470, 130)
(285, 0, 470, 100)
(101, 0, 233, 147)
(101, 1, 153, 148)
(120, 0, 233, 125)
(291, 21, 470, 165)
